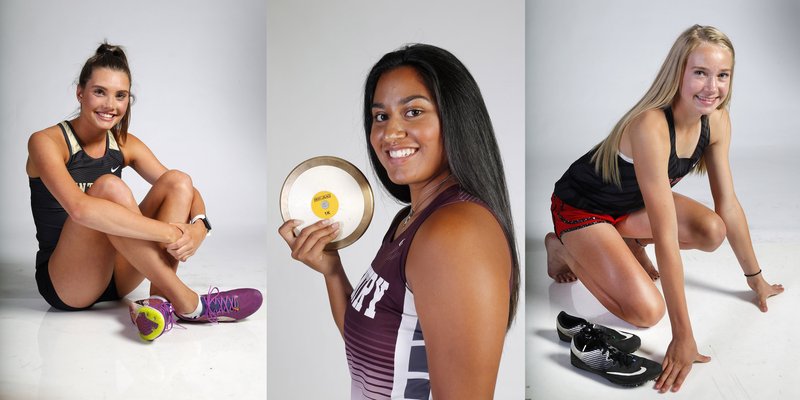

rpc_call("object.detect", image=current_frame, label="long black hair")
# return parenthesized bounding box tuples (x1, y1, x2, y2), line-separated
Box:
(78, 42, 134, 144)
(363, 43, 519, 329)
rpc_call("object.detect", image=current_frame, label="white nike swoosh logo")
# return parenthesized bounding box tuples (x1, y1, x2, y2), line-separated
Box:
(398, 239, 406, 247)
(618, 331, 634, 340)
(607, 366, 646, 376)
(111, 166, 120, 173)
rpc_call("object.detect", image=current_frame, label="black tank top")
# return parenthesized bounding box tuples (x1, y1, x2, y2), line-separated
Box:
(553, 107, 710, 217)
(29, 121, 124, 267)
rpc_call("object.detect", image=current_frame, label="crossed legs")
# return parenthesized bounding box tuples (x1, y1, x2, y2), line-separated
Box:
(48, 170, 199, 314)
(545, 192, 726, 327)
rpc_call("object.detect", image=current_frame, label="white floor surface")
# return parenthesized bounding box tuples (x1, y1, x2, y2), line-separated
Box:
(0, 228, 267, 400)
(526, 154, 800, 399)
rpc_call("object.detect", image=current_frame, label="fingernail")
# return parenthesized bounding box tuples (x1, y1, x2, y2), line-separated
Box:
(331, 222, 340, 230)
(321, 219, 332, 226)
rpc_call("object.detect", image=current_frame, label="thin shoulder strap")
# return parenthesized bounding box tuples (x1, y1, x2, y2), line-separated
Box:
(699, 114, 710, 143)
(58, 121, 82, 157)
(107, 131, 120, 151)
(663, 107, 677, 154)
(693, 114, 711, 159)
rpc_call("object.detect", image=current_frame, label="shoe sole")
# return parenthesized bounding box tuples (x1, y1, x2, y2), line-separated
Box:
(135, 306, 166, 341)
(570, 351, 658, 387)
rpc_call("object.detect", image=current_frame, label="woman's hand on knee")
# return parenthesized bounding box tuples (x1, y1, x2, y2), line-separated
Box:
(166, 222, 205, 262)
(278, 219, 342, 276)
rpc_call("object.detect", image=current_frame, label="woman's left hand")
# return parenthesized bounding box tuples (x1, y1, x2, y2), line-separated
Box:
(166, 222, 206, 262)
(655, 336, 711, 393)
(747, 273, 784, 312)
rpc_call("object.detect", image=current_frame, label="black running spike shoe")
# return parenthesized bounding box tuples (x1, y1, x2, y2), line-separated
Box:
(570, 325, 662, 387)
(557, 311, 641, 353)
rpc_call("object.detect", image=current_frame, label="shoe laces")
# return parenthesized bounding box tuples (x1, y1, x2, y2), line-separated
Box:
(599, 340, 634, 367)
(203, 287, 239, 323)
(154, 301, 176, 333)
(582, 326, 634, 367)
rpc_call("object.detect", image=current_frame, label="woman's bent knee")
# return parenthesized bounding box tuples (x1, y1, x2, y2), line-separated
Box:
(695, 214, 726, 251)
(86, 175, 135, 205)
(622, 296, 665, 328)
(157, 169, 193, 195)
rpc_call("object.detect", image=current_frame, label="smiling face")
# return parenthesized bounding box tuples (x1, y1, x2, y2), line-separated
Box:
(76, 67, 131, 132)
(676, 42, 733, 116)
(369, 66, 448, 191)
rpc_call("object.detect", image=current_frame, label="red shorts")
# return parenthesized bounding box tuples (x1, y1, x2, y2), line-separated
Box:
(550, 194, 629, 240)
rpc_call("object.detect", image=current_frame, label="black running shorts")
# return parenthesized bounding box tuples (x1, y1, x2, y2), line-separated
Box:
(35, 256, 120, 311)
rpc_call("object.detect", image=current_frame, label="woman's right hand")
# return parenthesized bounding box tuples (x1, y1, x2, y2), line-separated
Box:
(278, 219, 343, 276)
(654, 335, 711, 393)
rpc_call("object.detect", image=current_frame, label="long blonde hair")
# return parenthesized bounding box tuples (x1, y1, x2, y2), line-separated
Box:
(591, 25, 735, 185)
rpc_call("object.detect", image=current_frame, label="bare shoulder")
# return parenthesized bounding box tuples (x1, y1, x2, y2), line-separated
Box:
(407, 201, 511, 284)
(628, 108, 669, 138)
(621, 108, 670, 154)
(27, 125, 69, 176)
(706, 108, 731, 144)
(119, 132, 148, 160)
(417, 201, 505, 248)
(28, 125, 67, 157)
(120, 131, 143, 149)
(28, 124, 63, 145)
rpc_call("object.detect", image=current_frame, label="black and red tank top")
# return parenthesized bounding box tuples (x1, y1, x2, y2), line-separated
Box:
(553, 107, 710, 217)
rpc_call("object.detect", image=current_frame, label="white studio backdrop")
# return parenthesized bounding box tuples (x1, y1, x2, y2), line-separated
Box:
(0, 0, 267, 265)
(267, 0, 526, 398)
(526, 0, 800, 235)
(526, 1, 800, 398)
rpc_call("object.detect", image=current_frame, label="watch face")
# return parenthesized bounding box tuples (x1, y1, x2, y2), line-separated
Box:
(201, 217, 211, 231)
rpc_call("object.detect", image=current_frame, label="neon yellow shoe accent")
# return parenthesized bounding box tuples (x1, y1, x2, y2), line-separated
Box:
(135, 305, 166, 341)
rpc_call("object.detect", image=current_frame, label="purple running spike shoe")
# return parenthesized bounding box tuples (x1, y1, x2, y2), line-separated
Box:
(178, 287, 263, 323)
(128, 297, 175, 341)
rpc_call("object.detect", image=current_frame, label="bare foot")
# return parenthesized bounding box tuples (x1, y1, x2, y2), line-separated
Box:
(625, 238, 659, 280)
(545, 233, 577, 283)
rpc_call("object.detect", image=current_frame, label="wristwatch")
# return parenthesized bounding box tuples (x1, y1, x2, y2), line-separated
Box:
(190, 214, 212, 237)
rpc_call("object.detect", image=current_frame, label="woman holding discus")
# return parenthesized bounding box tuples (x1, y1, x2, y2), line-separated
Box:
(545, 25, 784, 392)
(279, 44, 519, 399)
(27, 43, 262, 341)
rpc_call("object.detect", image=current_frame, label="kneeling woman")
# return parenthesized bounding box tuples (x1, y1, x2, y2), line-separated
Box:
(27, 43, 261, 341)
(545, 25, 784, 392)
(280, 44, 519, 399)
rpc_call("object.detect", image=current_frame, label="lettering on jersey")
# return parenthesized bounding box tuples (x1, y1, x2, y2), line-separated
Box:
(77, 182, 93, 192)
(351, 270, 390, 319)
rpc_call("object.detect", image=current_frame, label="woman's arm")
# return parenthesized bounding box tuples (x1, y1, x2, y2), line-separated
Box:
(124, 133, 209, 261)
(704, 109, 784, 311)
(628, 110, 710, 393)
(406, 202, 511, 399)
(278, 219, 351, 336)
(27, 128, 180, 243)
